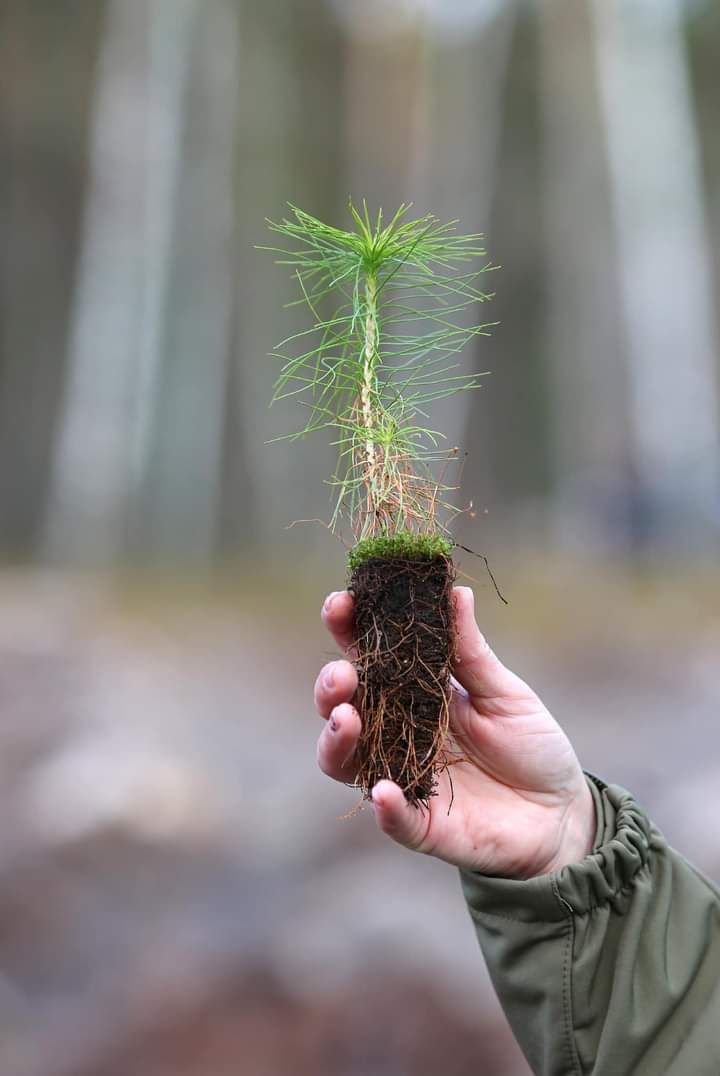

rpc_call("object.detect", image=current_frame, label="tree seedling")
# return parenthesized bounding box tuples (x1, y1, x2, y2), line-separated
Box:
(263, 202, 496, 805)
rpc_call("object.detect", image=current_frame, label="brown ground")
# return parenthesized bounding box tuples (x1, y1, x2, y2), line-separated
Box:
(0, 559, 716, 1076)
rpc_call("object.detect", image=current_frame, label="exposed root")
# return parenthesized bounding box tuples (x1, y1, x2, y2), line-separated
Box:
(348, 437, 468, 543)
(338, 796, 365, 821)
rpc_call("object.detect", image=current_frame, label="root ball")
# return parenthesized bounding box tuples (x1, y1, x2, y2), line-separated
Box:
(349, 549, 455, 805)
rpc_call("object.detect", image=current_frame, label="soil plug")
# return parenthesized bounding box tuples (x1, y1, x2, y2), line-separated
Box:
(262, 202, 496, 805)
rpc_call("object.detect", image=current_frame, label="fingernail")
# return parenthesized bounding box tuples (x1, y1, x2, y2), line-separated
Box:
(323, 663, 336, 689)
(323, 591, 340, 614)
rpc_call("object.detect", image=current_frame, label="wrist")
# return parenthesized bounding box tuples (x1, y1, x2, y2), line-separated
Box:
(542, 778, 596, 875)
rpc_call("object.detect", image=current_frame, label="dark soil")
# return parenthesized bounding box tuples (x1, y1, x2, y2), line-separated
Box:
(348, 553, 456, 805)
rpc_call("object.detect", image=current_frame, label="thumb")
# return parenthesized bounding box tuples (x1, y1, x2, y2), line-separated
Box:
(452, 586, 531, 701)
(371, 780, 430, 850)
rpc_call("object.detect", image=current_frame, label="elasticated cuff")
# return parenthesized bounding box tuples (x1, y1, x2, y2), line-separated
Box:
(460, 776, 656, 923)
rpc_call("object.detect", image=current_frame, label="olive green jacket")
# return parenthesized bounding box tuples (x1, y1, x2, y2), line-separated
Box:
(460, 775, 720, 1075)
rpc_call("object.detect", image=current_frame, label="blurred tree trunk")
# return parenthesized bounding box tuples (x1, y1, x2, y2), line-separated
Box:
(688, 4, 720, 331)
(45, 0, 207, 566)
(218, 1, 302, 557)
(538, 0, 629, 551)
(425, 9, 517, 533)
(339, 7, 516, 542)
(133, 0, 236, 564)
(341, 18, 427, 210)
(590, 0, 720, 547)
(43, 0, 155, 564)
(0, 1, 105, 557)
(219, 0, 345, 559)
(127, 0, 204, 559)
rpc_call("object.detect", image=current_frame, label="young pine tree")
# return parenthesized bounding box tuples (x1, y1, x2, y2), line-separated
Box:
(263, 202, 496, 805)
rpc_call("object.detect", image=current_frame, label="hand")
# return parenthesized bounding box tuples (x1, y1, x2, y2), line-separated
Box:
(314, 586, 595, 879)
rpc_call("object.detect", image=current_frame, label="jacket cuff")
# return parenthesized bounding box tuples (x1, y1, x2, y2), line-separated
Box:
(460, 776, 656, 923)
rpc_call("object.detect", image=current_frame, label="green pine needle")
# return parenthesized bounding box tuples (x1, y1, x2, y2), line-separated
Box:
(261, 200, 496, 539)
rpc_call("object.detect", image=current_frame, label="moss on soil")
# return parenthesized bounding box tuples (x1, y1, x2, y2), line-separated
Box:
(347, 532, 454, 572)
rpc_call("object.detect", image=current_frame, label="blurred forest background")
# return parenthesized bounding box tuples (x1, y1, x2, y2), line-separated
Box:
(0, 1, 718, 1074)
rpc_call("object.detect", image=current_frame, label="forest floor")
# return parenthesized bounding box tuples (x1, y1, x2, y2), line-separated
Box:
(0, 558, 717, 1076)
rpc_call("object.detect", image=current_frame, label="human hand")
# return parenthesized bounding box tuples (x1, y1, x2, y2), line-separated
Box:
(314, 586, 595, 879)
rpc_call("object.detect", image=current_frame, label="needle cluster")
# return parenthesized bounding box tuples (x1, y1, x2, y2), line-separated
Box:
(263, 201, 496, 539)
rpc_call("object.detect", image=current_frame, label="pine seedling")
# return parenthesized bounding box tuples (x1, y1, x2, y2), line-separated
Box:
(263, 201, 496, 805)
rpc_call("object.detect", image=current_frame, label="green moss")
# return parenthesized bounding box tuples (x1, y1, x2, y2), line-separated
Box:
(347, 532, 454, 571)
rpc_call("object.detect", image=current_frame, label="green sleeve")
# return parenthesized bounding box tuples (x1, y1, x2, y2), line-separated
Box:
(459, 775, 720, 1076)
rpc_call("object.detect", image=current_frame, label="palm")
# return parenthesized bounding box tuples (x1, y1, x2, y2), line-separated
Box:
(417, 684, 583, 876)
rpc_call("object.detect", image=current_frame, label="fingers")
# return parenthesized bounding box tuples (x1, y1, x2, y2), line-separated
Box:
(321, 590, 356, 656)
(371, 780, 430, 851)
(315, 596, 360, 785)
(313, 659, 358, 719)
(452, 586, 530, 701)
(316, 702, 361, 781)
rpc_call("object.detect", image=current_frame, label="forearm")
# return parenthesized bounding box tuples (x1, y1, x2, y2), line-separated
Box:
(460, 776, 720, 1076)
